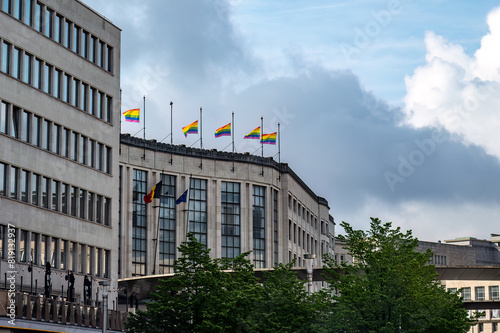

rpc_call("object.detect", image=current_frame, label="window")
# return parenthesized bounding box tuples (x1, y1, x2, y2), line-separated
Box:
(14, 0, 21, 20)
(105, 146, 111, 174)
(82, 31, 89, 58)
(62, 128, 69, 157)
(90, 36, 96, 63)
(23, 53, 32, 84)
(41, 176, 49, 208)
(24, 0, 32, 25)
(34, 2, 42, 32)
(34, 58, 41, 89)
(33, 115, 41, 147)
(19, 230, 27, 262)
(79, 135, 86, 164)
(98, 41, 104, 67)
(64, 20, 71, 48)
(106, 95, 112, 123)
(493, 322, 498, 331)
(31, 173, 39, 205)
(21, 170, 28, 202)
(462, 287, 471, 301)
(70, 186, 76, 216)
(107, 45, 113, 72)
(158, 174, 176, 273)
(10, 166, 18, 199)
(54, 14, 62, 43)
(0, 102, 7, 134)
(61, 183, 69, 214)
(88, 139, 95, 167)
(89, 87, 95, 115)
(54, 69, 61, 98)
(22, 111, 31, 143)
(81, 83, 88, 111)
(2, 41, 11, 74)
(42, 119, 50, 150)
(0, 163, 5, 196)
(96, 195, 102, 224)
(97, 91, 103, 118)
(79, 189, 85, 219)
(44, 64, 52, 94)
(189, 178, 207, 246)
(11, 106, 20, 139)
(104, 197, 110, 226)
(221, 181, 240, 259)
(2, 0, 11, 14)
(52, 123, 59, 154)
(253, 185, 265, 268)
(45, 8, 53, 38)
(132, 169, 147, 276)
(72, 78, 79, 107)
(64, 74, 71, 103)
(51, 180, 59, 211)
(72, 24, 80, 54)
(87, 192, 94, 221)
(71, 132, 78, 161)
(12, 47, 20, 79)
(476, 286, 485, 301)
(490, 286, 499, 300)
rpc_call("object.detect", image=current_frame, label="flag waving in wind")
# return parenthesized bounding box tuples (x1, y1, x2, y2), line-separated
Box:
(215, 123, 231, 138)
(260, 132, 277, 145)
(123, 109, 140, 123)
(176, 189, 188, 204)
(244, 127, 260, 139)
(182, 121, 198, 137)
(143, 181, 163, 204)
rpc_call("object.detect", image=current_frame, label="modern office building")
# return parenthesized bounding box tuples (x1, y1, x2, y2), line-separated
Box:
(0, 0, 121, 317)
(118, 134, 334, 283)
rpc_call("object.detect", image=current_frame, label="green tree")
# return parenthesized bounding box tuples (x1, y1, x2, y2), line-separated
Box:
(321, 218, 476, 333)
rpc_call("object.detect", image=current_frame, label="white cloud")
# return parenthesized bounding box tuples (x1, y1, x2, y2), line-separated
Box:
(403, 6, 500, 161)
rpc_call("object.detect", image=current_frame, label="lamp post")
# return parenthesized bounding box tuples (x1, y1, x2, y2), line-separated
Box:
(304, 254, 316, 296)
(99, 281, 110, 333)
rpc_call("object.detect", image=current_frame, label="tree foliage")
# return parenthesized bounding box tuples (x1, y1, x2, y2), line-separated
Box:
(126, 233, 320, 332)
(321, 217, 476, 333)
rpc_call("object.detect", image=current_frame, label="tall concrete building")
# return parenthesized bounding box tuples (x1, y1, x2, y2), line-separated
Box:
(118, 135, 334, 285)
(0, 0, 121, 311)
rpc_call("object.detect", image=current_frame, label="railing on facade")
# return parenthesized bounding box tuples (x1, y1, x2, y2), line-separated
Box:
(0, 290, 126, 331)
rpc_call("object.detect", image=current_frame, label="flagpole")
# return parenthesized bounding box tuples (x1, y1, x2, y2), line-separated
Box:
(231, 112, 235, 172)
(278, 122, 281, 181)
(199, 107, 203, 169)
(260, 116, 264, 176)
(169, 101, 173, 165)
(142, 95, 146, 160)
(119, 89, 122, 154)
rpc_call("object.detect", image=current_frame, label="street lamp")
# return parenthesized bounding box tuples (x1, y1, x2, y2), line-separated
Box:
(304, 254, 316, 296)
(99, 281, 110, 333)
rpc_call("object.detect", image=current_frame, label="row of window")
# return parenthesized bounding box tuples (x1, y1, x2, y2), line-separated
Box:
(0, 40, 113, 123)
(130, 169, 276, 276)
(0, 161, 111, 225)
(450, 285, 500, 301)
(0, 224, 110, 277)
(288, 193, 319, 229)
(1, 0, 114, 73)
(430, 254, 447, 265)
(0, 101, 112, 174)
(289, 219, 319, 255)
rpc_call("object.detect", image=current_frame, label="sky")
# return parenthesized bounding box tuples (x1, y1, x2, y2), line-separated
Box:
(80, 0, 500, 242)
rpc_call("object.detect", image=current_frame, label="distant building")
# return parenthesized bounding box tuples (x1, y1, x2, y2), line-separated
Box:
(0, 0, 121, 315)
(118, 134, 334, 306)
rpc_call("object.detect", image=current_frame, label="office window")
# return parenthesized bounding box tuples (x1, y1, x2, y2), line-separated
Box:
(12, 47, 20, 79)
(10, 166, 18, 199)
(33, 115, 40, 147)
(97, 41, 104, 67)
(87, 192, 94, 221)
(79, 189, 85, 219)
(0, 102, 7, 134)
(31, 173, 39, 205)
(72, 78, 80, 108)
(22, 111, 31, 143)
(50, 238, 57, 268)
(54, 69, 61, 98)
(45, 8, 53, 38)
(0, 163, 7, 196)
(54, 14, 62, 43)
(0, 225, 4, 259)
(51, 180, 59, 211)
(2, 0, 11, 14)
(94, 248, 101, 276)
(34, 2, 42, 32)
(21, 170, 28, 202)
(493, 322, 498, 331)
(13, 0, 21, 19)
(52, 123, 59, 154)
(30, 233, 39, 264)
(96, 195, 102, 224)
(189, 178, 207, 246)
(221, 181, 240, 259)
(72, 24, 80, 54)
(105, 146, 111, 174)
(104, 250, 110, 278)
(97, 91, 103, 118)
(490, 286, 499, 300)
(86, 246, 91, 274)
(24, 0, 32, 25)
(253, 185, 266, 268)
(62, 128, 69, 157)
(96, 143, 102, 170)
(34, 58, 41, 89)
(476, 286, 485, 301)
(298, 227, 301, 246)
(81, 31, 88, 58)
(71, 132, 78, 161)
(492, 310, 500, 319)
(103, 197, 110, 226)
(132, 169, 147, 276)
(23, 53, 32, 84)
(79, 135, 86, 164)
(89, 87, 95, 115)
(2, 41, 11, 74)
(64, 20, 71, 48)
(41, 176, 49, 208)
(19, 230, 27, 262)
(44, 64, 52, 94)
(90, 36, 96, 63)
(61, 183, 68, 214)
(107, 45, 113, 72)
(106, 95, 112, 123)
(159, 174, 176, 273)
(64, 74, 71, 103)
(11, 106, 20, 139)
(81, 83, 88, 111)
(42, 119, 50, 150)
(462, 287, 471, 301)
(88, 139, 95, 167)
(70, 186, 76, 216)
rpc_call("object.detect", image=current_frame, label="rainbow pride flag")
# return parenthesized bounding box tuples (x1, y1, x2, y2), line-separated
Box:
(244, 127, 260, 139)
(260, 132, 277, 145)
(182, 120, 199, 137)
(215, 123, 231, 138)
(123, 109, 140, 123)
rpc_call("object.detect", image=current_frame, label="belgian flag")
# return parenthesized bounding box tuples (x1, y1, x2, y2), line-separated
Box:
(143, 180, 162, 204)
